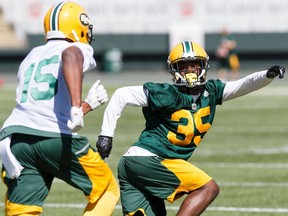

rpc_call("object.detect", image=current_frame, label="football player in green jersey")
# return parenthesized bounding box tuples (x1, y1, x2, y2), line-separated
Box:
(0, 2, 119, 216)
(96, 41, 285, 216)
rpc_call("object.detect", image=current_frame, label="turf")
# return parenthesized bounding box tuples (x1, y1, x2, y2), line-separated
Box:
(0, 72, 288, 216)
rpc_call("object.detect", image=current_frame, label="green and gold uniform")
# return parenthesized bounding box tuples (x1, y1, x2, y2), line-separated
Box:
(118, 80, 225, 215)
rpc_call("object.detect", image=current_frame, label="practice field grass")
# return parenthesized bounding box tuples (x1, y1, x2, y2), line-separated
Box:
(0, 71, 288, 216)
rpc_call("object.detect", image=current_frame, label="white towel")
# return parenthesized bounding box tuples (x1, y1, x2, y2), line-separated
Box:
(0, 136, 23, 179)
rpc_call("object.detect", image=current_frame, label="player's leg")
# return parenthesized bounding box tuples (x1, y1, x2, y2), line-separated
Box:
(83, 174, 120, 216)
(228, 54, 240, 80)
(2, 168, 42, 216)
(34, 135, 119, 215)
(118, 156, 167, 216)
(217, 58, 229, 82)
(2, 168, 47, 216)
(176, 180, 219, 216)
(118, 156, 219, 215)
(60, 137, 119, 215)
(23, 135, 119, 216)
(2, 134, 54, 216)
(2, 134, 118, 216)
(160, 159, 219, 216)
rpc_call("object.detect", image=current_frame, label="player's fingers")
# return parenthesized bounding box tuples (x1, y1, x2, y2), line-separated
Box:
(97, 84, 104, 91)
(91, 80, 100, 89)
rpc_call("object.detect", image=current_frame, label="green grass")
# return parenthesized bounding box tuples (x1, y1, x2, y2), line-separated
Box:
(1, 77, 288, 216)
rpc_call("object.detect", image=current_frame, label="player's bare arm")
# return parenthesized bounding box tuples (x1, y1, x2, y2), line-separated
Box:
(62, 45, 84, 108)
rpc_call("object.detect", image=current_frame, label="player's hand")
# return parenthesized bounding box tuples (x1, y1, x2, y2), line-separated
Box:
(96, 136, 113, 159)
(84, 80, 108, 110)
(67, 106, 84, 132)
(266, 65, 285, 79)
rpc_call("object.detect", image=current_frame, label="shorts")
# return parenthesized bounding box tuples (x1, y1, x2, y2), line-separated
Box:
(1, 133, 113, 215)
(117, 155, 212, 216)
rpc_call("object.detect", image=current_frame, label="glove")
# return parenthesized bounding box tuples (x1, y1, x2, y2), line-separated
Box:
(84, 80, 108, 110)
(96, 136, 113, 159)
(67, 106, 84, 132)
(266, 65, 285, 79)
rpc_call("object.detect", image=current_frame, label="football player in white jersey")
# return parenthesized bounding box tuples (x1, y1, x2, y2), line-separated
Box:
(0, 2, 119, 216)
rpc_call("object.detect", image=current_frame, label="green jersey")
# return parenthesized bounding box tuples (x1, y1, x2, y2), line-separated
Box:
(133, 80, 225, 160)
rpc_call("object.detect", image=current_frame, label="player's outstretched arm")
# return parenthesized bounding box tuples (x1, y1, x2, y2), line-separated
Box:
(223, 65, 285, 102)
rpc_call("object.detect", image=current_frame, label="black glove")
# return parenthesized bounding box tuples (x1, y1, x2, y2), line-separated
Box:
(266, 65, 285, 79)
(96, 136, 113, 159)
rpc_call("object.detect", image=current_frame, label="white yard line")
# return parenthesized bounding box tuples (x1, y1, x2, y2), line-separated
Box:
(195, 162, 288, 169)
(1, 203, 288, 213)
(219, 182, 288, 187)
(206, 207, 288, 213)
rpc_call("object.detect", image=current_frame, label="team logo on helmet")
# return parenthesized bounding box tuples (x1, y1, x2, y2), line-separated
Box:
(80, 13, 90, 26)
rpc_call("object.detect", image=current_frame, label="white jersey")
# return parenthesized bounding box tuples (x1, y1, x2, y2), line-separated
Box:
(1, 40, 96, 137)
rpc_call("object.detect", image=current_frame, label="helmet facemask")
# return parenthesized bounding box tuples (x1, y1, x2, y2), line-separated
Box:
(87, 24, 94, 45)
(169, 59, 208, 88)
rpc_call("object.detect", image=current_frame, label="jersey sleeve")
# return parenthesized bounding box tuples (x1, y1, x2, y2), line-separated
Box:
(100, 86, 147, 137)
(222, 70, 272, 102)
(64, 42, 96, 72)
(204, 79, 226, 105)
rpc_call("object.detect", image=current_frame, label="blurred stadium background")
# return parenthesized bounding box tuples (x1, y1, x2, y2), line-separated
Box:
(1, 1, 288, 216)
(0, 0, 288, 72)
